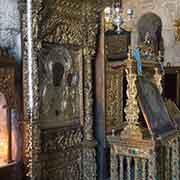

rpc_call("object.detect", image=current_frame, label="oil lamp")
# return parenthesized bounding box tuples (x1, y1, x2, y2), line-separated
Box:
(104, 0, 134, 33)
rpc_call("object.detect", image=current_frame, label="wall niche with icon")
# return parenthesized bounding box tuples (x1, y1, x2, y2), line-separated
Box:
(137, 12, 164, 59)
(39, 44, 83, 129)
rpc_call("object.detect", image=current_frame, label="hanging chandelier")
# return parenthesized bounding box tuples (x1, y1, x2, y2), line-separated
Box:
(104, 0, 133, 33)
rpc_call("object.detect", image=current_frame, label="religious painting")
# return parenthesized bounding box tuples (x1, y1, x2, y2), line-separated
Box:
(39, 44, 83, 129)
(137, 77, 176, 137)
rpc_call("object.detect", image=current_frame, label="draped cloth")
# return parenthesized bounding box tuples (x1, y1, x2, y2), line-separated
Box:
(133, 48, 142, 76)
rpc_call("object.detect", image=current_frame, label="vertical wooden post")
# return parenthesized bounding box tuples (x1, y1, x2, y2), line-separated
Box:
(119, 156, 124, 180)
(148, 152, 157, 180)
(142, 159, 147, 180)
(110, 146, 118, 180)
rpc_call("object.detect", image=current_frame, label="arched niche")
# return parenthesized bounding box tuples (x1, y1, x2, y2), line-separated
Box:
(137, 12, 164, 55)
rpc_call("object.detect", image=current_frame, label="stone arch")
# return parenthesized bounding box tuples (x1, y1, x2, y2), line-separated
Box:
(137, 12, 164, 54)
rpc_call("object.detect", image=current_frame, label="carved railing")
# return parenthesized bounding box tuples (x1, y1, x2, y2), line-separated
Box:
(107, 52, 180, 180)
(108, 125, 180, 180)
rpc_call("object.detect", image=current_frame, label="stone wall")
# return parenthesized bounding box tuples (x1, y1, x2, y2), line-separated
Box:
(122, 0, 180, 66)
(0, 0, 21, 60)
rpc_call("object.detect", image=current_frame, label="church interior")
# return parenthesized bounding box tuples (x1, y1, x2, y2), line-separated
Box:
(0, 0, 180, 180)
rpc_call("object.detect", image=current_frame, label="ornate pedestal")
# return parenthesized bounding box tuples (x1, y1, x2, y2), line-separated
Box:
(107, 54, 180, 180)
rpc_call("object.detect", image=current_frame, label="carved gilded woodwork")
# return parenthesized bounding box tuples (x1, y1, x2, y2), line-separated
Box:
(39, 0, 97, 137)
(38, 0, 98, 179)
(121, 54, 142, 140)
(41, 126, 82, 179)
(108, 135, 155, 180)
(39, 0, 85, 45)
(42, 161, 81, 180)
(19, 0, 100, 178)
(175, 19, 180, 41)
(105, 63, 124, 130)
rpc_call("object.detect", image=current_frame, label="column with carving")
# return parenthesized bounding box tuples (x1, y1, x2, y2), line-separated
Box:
(31, 1, 43, 179)
(82, 0, 97, 180)
(18, 0, 42, 179)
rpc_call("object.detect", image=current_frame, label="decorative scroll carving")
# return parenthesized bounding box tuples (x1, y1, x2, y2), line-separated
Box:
(105, 64, 124, 130)
(82, 0, 97, 142)
(41, 126, 82, 153)
(82, 143, 96, 180)
(42, 160, 81, 180)
(39, 0, 85, 46)
(41, 126, 82, 180)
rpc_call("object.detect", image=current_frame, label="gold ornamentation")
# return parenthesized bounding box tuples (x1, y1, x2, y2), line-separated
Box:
(121, 52, 142, 139)
(41, 126, 82, 180)
(106, 64, 124, 130)
(37, 0, 98, 179)
(175, 19, 180, 41)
